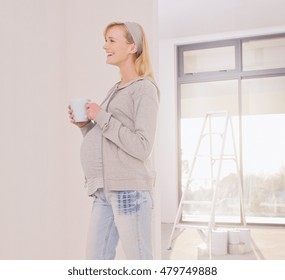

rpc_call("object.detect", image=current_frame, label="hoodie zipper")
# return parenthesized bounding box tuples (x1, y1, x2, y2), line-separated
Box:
(100, 86, 119, 191)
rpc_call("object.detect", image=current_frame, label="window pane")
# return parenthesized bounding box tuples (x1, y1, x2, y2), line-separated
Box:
(242, 76, 285, 223)
(243, 37, 285, 71)
(181, 80, 238, 118)
(180, 80, 240, 223)
(183, 46, 235, 74)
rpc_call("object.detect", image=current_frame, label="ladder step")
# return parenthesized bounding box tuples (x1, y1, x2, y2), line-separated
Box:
(201, 132, 223, 137)
(212, 155, 236, 160)
(195, 154, 236, 160)
(188, 178, 216, 182)
(182, 201, 212, 205)
(175, 223, 208, 230)
(185, 177, 216, 184)
(206, 111, 229, 116)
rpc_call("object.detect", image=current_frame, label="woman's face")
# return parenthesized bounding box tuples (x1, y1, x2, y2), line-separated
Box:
(103, 26, 135, 67)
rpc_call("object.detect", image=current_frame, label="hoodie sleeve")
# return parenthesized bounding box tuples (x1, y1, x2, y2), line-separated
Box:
(94, 80, 159, 161)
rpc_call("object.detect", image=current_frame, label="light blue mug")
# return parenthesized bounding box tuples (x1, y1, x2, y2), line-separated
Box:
(70, 98, 89, 122)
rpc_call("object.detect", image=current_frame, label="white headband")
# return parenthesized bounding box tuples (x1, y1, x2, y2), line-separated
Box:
(124, 22, 143, 56)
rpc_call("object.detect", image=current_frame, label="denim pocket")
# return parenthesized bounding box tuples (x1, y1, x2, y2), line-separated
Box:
(114, 191, 152, 215)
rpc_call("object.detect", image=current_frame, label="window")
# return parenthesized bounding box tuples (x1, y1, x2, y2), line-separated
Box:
(178, 40, 240, 82)
(183, 46, 236, 74)
(243, 37, 285, 71)
(178, 34, 285, 225)
(242, 76, 285, 223)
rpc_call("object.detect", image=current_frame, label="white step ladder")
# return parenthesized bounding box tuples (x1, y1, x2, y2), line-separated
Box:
(167, 111, 246, 252)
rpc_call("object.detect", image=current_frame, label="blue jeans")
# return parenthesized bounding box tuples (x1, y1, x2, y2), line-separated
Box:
(86, 188, 153, 260)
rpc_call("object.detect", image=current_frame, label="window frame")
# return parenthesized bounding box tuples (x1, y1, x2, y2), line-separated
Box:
(177, 33, 285, 225)
(178, 39, 241, 83)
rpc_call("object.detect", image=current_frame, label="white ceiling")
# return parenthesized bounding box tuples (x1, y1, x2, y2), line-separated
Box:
(158, 0, 285, 39)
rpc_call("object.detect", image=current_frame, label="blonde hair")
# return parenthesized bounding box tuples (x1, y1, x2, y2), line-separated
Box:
(104, 22, 154, 79)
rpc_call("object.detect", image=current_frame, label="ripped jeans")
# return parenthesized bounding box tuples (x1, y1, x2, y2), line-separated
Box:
(86, 188, 153, 260)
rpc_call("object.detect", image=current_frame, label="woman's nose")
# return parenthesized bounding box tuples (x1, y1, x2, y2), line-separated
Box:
(103, 42, 108, 50)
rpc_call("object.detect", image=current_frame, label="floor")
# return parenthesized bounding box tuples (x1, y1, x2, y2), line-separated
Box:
(161, 223, 285, 260)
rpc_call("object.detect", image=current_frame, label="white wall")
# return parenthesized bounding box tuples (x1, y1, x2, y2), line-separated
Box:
(0, 0, 158, 259)
(159, 0, 285, 39)
(158, 0, 285, 223)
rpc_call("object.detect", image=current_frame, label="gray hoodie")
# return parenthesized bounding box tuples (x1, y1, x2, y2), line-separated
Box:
(82, 77, 159, 192)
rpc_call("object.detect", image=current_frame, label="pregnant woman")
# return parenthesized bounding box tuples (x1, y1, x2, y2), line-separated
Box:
(68, 21, 159, 260)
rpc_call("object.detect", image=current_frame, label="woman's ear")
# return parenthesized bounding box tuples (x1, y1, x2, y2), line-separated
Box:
(129, 43, 138, 54)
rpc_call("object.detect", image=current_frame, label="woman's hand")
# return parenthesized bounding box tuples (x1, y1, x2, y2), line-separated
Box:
(68, 105, 90, 128)
(86, 102, 101, 120)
